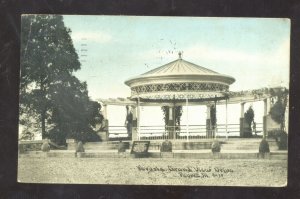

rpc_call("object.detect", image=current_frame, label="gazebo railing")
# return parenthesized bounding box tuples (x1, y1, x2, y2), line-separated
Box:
(175, 125, 210, 140)
(107, 123, 263, 140)
(138, 126, 169, 140)
(107, 126, 128, 139)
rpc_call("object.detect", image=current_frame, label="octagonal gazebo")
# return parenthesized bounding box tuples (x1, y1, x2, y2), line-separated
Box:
(124, 52, 235, 141)
(125, 52, 235, 101)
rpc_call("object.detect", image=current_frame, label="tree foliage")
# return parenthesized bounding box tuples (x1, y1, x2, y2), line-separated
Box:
(174, 106, 183, 127)
(244, 106, 254, 127)
(243, 106, 254, 137)
(161, 106, 182, 129)
(20, 15, 102, 144)
(161, 106, 169, 127)
(210, 105, 217, 129)
(269, 87, 289, 131)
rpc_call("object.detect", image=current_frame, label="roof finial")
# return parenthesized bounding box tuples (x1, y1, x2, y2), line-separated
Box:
(178, 51, 182, 59)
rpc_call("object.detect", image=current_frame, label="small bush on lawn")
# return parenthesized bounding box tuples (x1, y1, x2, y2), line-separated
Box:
(276, 131, 288, 150)
(267, 130, 288, 150)
(211, 140, 221, 153)
(259, 139, 270, 153)
(243, 127, 253, 138)
(118, 141, 128, 152)
(160, 140, 172, 152)
(76, 141, 85, 153)
(41, 141, 50, 152)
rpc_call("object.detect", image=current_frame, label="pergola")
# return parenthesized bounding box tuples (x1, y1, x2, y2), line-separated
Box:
(99, 53, 279, 141)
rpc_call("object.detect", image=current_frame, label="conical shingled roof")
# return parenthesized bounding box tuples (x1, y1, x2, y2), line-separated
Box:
(125, 55, 235, 86)
(141, 58, 219, 77)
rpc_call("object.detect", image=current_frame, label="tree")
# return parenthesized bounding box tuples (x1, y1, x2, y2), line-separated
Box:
(20, 15, 102, 144)
(20, 15, 80, 139)
(174, 106, 183, 131)
(244, 106, 254, 137)
(210, 105, 217, 130)
(269, 88, 288, 150)
(161, 106, 169, 129)
(125, 105, 133, 138)
(269, 87, 289, 131)
(47, 77, 103, 144)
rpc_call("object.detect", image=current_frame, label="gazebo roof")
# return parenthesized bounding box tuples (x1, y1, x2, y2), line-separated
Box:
(124, 53, 235, 101)
(142, 58, 218, 76)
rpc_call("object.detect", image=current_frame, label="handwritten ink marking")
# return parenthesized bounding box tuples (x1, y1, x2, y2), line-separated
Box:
(168, 166, 193, 172)
(193, 167, 212, 173)
(179, 172, 210, 178)
(212, 173, 224, 178)
(214, 167, 234, 173)
(136, 165, 166, 173)
(136, 165, 233, 179)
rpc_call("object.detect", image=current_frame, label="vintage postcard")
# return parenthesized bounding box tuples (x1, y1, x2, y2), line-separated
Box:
(18, 15, 289, 186)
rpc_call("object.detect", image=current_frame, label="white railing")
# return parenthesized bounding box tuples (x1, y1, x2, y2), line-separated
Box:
(107, 123, 263, 140)
(108, 126, 128, 139)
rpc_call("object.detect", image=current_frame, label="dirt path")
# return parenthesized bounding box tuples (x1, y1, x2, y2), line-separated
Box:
(18, 157, 287, 186)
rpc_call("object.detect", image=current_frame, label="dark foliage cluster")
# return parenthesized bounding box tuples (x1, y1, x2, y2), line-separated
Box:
(160, 140, 172, 152)
(259, 139, 270, 153)
(268, 130, 288, 150)
(244, 106, 254, 137)
(268, 88, 288, 150)
(269, 87, 289, 131)
(210, 105, 217, 129)
(211, 140, 221, 153)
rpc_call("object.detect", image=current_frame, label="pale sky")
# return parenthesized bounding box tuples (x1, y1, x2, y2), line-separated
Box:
(63, 16, 290, 100)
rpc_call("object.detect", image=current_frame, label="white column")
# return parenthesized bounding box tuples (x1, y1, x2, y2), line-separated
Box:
(225, 99, 228, 140)
(103, 104, 108, 119)
(206, 104, 211, 119)
(240, 102, 245, 118)
(264, 98, 270, 116)
(206, 104, 211, 139)
(214, 102, 217, 139)
(169, 106, 173, 120)
(214, 106, 217, 139)
(186, 97, 189, 142)
(137, 97, 140, 141)
(263, 98, 271, 138)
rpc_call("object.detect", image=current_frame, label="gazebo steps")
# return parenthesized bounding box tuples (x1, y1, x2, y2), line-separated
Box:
(19, 150, 287, 160)
(221, 138, 278, 151)
(68, 141, 131, 150)
(67, 138, 279, 151)
(68, 140, 216, 151)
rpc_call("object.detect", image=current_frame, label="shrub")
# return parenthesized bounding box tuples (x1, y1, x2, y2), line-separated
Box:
(243, 106, 254, 138)
(267, 130, 288, 150)
(160, 140, 172, 152)
(118, 141, 128, 152)
(267, 129, 281, 139)
(243, 127, 253, 138)
(211, 140, 221, 153)
(75, 141, 85, 153)
(41, 141, 50, 152)
(259, 139, 270, 153)
(277, 131, 288, 150)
